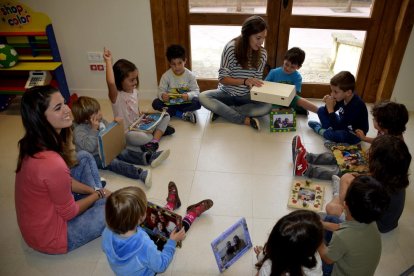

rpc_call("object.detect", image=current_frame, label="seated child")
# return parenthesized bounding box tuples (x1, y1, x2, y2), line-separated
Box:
(265, 47, 318, 114)
(72, 96, 171, 188)
(292, 100, 409, 179)
(104, 48, 174, 153)
(102, 183, 213, 276)
(318, 175, 390, 276)
(255, 210, 323, 276)
(308, 71, 368, 144)
(152, 44, 201, 124)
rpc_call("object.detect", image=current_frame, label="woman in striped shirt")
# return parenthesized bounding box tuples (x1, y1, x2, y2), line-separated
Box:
(199, 15, 272, 131)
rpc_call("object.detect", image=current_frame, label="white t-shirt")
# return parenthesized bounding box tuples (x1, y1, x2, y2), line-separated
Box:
(258, 252, 322, 276)
(111, 89, 139, 130)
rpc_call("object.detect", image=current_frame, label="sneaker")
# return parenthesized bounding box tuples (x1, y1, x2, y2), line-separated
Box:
(100, 177, 107, 188)
(292, 135, 306, 163)
(331, 175, 341, 196)
(293, 148, 308, 176)
(149, 149, 170, 168)
(141, 142, 159, 153)
(308, 120, 322, 134)
(250, 117, 260, 131)
(139, 169, 152, 188)
(163, 125, 175, 136)
(182, 111, 197, 124)
(186, 199, 214, 217)
(166, 181, 181, 210)
(210, 112, 219, 122)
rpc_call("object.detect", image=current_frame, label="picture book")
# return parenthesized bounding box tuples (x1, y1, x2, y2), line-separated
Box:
(129, 109, 167, 132)
(269, 108, 296, 132)
(165, 88, 191, 106)
(211, 218, 252, 273)
(98, 121, 125, 168)
(141, 201, 183, 249)
(288, 180, 324, 212)
(326, 143, 369, 174)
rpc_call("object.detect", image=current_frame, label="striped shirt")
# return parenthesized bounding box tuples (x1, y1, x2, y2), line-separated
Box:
(218, 40, 267, 96)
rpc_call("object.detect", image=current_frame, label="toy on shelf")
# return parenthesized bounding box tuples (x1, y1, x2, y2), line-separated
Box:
(0, 44, 18, 68)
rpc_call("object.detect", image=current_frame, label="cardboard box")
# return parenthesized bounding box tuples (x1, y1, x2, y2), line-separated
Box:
(98, 121, 125, 167)
(250, 81, 295, 107)
(270, 108, 296, 132)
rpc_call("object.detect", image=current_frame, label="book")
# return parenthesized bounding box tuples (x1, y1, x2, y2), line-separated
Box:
(164, 88, 191, 106)
(269, 107, 296, 132)
(326, 143, 369, 174)
(288, 180, 324, 212)
(97, 121, 126, 168)
(129, 109, 167, 132)
(140, 201, 183, 249)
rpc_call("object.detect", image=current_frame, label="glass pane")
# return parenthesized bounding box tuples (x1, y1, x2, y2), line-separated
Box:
(292, 0, 373, 18)
(190, 25, 241, 79)
(288, 28, 366, 83)
(189, 0, 267, 14)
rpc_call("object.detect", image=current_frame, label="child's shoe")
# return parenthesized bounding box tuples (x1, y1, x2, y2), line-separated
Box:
(210, 112, 219, 122)
(182, 111, 197, 124)
(139, 169, 152, 188)
(100, 177, 107, 188)
(163, 125, 175, 136)
(308, 120, 322, 135)
(331, 175, 341, 196)
(141, 142, 159, 153)
(293, 148, 308, 176)
(149, 149, 170, 168)
(186, 199, 214, 217)
(250, 117, 260, 131)
(166, 181, 181, 210)
(292, 135, 306, 163)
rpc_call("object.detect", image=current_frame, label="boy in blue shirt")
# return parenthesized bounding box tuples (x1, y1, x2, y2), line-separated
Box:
(308, 71, 368, 144)
(265, 47, 318, 114)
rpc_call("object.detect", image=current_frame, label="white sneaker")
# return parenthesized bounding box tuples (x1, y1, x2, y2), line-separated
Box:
(182, 111, 197, 124)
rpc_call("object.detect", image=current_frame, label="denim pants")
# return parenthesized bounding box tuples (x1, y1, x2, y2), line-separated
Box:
(305, 152, 341, 180)
(317, 106, 361, 144)
(71, 150, 102, 189)
(152, 97, 201, 116)
(322, 215, 343, 276)
(199, 89, 272, 124)
(94, 149, 146, 179)
(67, 198, 106, 252)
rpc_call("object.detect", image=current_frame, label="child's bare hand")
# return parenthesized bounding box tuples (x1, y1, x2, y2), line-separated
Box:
(354, 129, 365, 139)
(103, 47, 112, 61)
(254, 245, 263, 257)
(325, 96, 336, 112)
(181, 93, 189, 101)
(90, 113, 100, 130)
(161, 92, 169, 102)
(169, 227, 186, 242)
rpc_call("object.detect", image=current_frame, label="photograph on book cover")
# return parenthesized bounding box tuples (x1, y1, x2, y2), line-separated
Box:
(270, 108, 296, 132)
(141, 202, 183, 249)
(327, 144, 368, 174)
(211, 218, 252, 273)
(288, 180, 324, 212)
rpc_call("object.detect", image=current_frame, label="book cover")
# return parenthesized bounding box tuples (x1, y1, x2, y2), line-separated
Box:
(98, 121, 125, 168)
(141, 201, 183, 249)
(326, 144, 369, 174)
(269, 108, 296, 132)
(129, 110, 167, 132)
(164, 88, 191, 106)
(288, 180, 324, 212)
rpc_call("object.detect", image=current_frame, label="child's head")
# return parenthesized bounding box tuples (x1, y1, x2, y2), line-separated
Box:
(283, 47, 305, 74)
(372, 101, 408, 135)
(344, 175, 390, 224)
(71, 96, 101, 124)
(263, 210, 323, 275)
(369, 135, 411, 193)
(105, 186, 147, 235)
(166, 44, 187, 76)
(113, 59, 139, 92)
(329, 71, 355, 102)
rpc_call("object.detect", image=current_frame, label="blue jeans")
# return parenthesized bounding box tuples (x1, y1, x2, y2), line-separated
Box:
(71, 150, 102, 189)
(94, 149, 146, 179)
(317, 106, 361, 144)
(199, 89, 272, 124)
(152, 97, 201, 116)
(67, 198, 106, 252)
(322, 215, 343, 276)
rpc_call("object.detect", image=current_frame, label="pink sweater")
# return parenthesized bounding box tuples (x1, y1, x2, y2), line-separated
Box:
(15, 151, 79, 254)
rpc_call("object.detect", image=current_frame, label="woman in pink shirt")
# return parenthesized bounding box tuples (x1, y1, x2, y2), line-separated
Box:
(15, 86, 111, 254)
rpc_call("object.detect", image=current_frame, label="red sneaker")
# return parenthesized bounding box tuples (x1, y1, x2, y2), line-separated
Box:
(186, 199, 214, 217)
(166, 181, 181, 210)
(293, 148, 308, 176)
(292, 135, 306, 157)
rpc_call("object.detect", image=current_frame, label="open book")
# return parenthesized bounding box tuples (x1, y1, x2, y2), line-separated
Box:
(326, 143, 369, 174)
(129, 109, 167, 132)
(140, 201, 183, 249)
(288, 180, 324, 212)
(165, 88, 191, 106)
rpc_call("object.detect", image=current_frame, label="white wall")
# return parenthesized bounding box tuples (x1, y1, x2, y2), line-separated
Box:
(22, 0, 158, 99)
(392, 31, 414, 111)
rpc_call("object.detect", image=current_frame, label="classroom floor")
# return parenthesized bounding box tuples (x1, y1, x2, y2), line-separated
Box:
(0, 97, 413, 276)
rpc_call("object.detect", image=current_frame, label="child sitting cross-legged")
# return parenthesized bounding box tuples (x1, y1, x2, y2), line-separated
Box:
(72, 96, 171, 188)
(102, 183, 213, 276)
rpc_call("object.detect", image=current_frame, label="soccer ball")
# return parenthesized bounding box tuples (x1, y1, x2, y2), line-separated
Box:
(0, 44, 19, 68)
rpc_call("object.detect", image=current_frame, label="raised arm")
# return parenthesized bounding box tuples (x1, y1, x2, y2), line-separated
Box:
(103, 48, 118, 104)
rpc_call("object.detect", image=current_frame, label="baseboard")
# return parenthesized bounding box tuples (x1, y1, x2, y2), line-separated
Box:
(69, 88, 157, 100)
